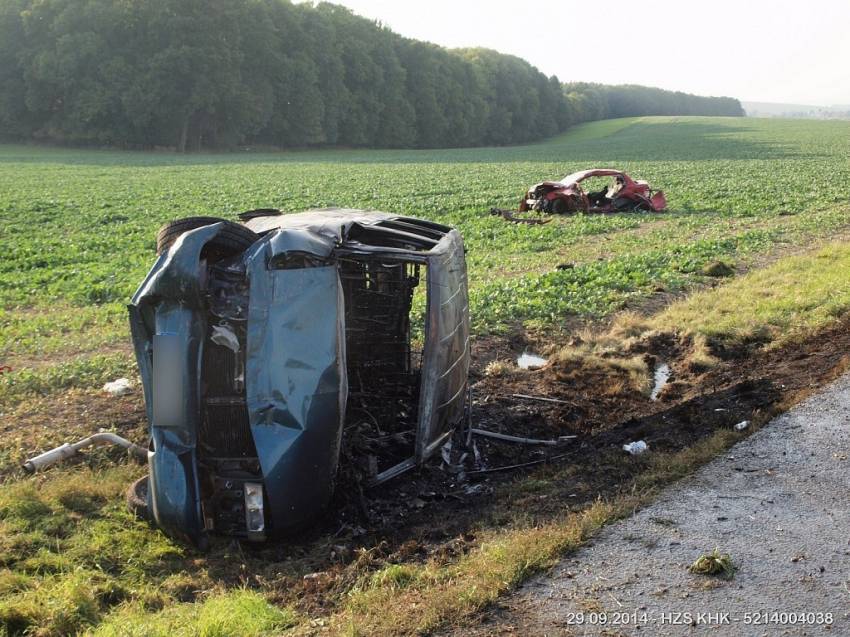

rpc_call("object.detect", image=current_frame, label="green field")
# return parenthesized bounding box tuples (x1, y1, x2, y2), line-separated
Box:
(1, 115, 850, 635)
(2, 115, 849, 405)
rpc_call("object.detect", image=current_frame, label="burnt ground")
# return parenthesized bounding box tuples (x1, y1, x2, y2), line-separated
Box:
(448, 367, 850, 636)
(233, 319, 850, 615)
(306, 321, 848, 600)
(3, 318, 850, 621)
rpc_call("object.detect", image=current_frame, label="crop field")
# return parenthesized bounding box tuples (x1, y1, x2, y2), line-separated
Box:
(1, 116, 850, 635)
(3, 116, 850, 402)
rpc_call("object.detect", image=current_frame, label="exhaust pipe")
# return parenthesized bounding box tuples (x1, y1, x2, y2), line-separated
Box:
(23, 432, 147, 473)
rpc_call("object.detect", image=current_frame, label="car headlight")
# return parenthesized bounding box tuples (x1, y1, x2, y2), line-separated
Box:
(244, 482, 265, 533)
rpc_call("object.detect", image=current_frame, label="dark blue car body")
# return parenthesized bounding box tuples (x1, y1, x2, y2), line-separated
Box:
(129, 209, 469, 545)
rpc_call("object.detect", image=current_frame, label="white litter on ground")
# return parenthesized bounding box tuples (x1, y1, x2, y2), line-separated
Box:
(649, 363, 671, 401)
(623, 440, 648, 455)
(103, 378, 132, 396)
(734, 420, 749, 431)
(517, 352, 548, 370)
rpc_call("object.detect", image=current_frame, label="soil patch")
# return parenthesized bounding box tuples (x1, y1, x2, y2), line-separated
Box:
(5, 318, 850, 621)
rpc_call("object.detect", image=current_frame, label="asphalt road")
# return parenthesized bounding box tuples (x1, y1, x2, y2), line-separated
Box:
(476, 372, 850, 636)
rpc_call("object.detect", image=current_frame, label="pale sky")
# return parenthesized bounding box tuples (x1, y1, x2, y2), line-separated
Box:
(313, 0, 850, 107)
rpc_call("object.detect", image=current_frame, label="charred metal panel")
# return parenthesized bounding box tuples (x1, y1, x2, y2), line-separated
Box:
(416, 230, 470, 460)
(243, 236, 347, 532)
(129, 224, 227, 545)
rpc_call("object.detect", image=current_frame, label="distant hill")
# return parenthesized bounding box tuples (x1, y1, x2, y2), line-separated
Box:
(744, 101, 850, 119)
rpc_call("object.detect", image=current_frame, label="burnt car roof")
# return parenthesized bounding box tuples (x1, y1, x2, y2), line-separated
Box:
(559, 168, 627, 185)
(243, 208, 454, 256)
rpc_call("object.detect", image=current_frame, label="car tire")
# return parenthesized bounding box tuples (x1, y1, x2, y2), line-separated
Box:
(156, 217, 259, 256)
(127, 475, 151, 521)
(551, 198, 569, 214)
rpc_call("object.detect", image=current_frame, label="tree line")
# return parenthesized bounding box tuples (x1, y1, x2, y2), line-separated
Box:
(0, 0, 744, 151)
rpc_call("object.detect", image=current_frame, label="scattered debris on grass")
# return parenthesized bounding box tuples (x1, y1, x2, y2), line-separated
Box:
(470, 428, 575, 446)
(623, 440, 648, 455)
(102, 377, 132, 396)
(517, 352, 548, 370)
(649, 363, 671, 401)
(4, 316, 850, 636)
(488, 207, 552, 225)
(734, 420, 749, 431)
(688, 548, 736, 580)
(22, 431, 147, 472)
(508, 393, 569, 405)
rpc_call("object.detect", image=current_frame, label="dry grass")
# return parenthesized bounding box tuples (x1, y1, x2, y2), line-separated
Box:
(329, 501, 616, 635)
(483, 359, 514, 377)
(553, 337, 651, 396)
(553, 241, 850, 381)
(652, 242, 850, 352)
(686, 334, 720, 372)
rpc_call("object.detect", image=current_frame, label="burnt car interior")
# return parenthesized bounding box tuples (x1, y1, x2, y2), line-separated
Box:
(340, 253, 424, 475)
(337, 224, 432, 478)
(586, 175, 625, 208)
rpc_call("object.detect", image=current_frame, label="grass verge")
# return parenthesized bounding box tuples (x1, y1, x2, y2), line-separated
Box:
(652, 241, 850, 351)
(2, 242, 850, 635)
(326, 429, 742, 635)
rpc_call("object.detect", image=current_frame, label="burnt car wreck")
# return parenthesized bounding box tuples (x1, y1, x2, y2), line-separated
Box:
(127, 209, 470, 546)
(520, 168, 667, 214)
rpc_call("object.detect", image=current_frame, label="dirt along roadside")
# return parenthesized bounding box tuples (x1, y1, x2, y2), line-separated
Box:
(459, 370, 850, 636)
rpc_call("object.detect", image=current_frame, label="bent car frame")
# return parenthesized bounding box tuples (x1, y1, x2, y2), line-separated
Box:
(519, 168, 667, 214)
(128, 209, 470, 546)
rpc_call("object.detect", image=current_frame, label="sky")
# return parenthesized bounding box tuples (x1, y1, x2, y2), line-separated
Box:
(310, 0, 850, 107)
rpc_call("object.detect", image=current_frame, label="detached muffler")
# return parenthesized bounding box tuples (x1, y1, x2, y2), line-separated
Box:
(23, 432, 147, 472)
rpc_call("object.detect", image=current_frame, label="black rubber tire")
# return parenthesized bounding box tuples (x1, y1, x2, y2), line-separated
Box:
(550, 198, 569, 214)
(156, 216, 259, 256)
(126, 474, 151, 521)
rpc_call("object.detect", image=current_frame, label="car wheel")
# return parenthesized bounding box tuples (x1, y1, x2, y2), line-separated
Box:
(126, 475, 151, 521)
(551, 198, 569, 214)
(156, 216, 260, 256)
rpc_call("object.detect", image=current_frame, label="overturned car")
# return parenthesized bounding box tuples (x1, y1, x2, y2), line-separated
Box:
(519, 168, 667, 214)
(128, 209, 470, 546)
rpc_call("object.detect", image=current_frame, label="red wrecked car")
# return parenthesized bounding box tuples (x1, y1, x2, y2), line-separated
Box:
(519, 169, 667, 214)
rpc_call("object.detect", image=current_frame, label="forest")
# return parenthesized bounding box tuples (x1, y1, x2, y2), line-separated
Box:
(0, 0, 744, 150)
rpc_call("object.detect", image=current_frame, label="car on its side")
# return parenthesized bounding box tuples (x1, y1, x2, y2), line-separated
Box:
(127, 208, 470, 547)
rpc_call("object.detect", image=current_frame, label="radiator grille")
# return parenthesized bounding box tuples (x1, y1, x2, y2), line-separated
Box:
(200, 403, 256, 457)
(201, 339, 256, 458)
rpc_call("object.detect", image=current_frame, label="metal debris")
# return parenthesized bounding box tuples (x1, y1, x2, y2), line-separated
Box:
(623, 440, 649, 455)
(23, 432, 147, 472)
(471, 428, 576, 446)
(509, 393, 570, 405)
